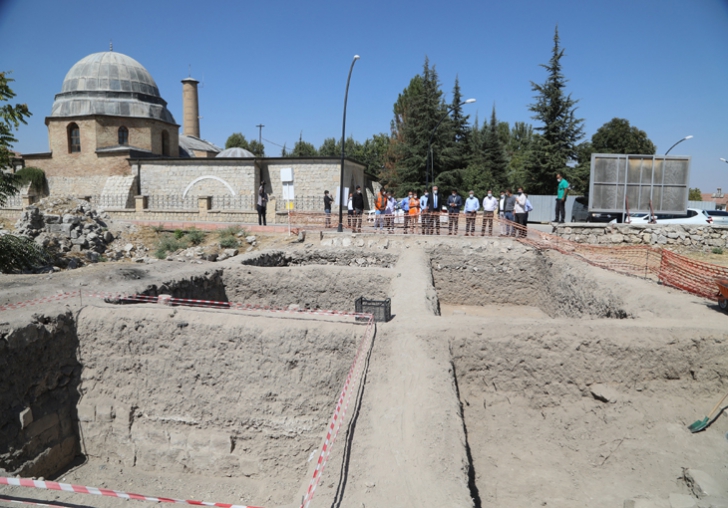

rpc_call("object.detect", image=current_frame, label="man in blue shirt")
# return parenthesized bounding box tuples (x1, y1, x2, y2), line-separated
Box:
(555, 173, 570, 223)
(463, 190, 480, 236)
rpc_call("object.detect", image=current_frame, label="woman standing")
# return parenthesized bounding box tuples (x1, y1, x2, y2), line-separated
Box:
(408, 192, 420, 234)
(257, 180, 268, 226)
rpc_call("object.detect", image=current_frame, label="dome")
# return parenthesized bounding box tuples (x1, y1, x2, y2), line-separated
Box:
(50, 51, 176, 124)
(216, 147, 255, 158)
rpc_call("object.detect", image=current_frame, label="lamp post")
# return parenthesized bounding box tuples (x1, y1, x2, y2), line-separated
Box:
(426, 98, 476, 188)
(665, 135, 693, 155)
(337, 55, 360, 233)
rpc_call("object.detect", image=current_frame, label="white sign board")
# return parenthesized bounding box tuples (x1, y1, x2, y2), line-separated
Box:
(282, 182, 295, 201)
(280, 167, 293, 182)
(334, 186, 349, 206)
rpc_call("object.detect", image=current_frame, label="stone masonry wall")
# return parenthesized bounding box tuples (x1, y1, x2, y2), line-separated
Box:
(0, 312, 81, 477)
(553, 223, 728, 250)
(139, 160, 257, 199)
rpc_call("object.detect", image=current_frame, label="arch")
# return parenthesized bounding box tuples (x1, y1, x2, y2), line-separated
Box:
(161, 130, 169, 156)
(182, 176, 236, 198)
(67, 123, 80, 153)
(118, 126, 129, 145)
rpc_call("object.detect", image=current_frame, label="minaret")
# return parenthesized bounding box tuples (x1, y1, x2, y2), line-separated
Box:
(181, 77, 200, 138)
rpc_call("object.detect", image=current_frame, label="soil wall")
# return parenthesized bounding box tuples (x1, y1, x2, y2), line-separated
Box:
(0, 312, 80, 477)
(75, 305, 361, 504)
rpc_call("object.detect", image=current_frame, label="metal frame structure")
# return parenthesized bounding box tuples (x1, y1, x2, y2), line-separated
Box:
(588, 154, 691, 215)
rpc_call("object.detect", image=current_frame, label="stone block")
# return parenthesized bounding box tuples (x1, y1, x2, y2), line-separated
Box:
(208, 432, 232, 454)
(669, 493, 697, 508)
(61, 223, 73, 234)
(48, 224, 64, 233)
(19, 407, 33, 429)
(44, 214, 61, 224)
(684, 469, 728, 498)
(95, 402, 114, 422)
(25, 413, 59, 438)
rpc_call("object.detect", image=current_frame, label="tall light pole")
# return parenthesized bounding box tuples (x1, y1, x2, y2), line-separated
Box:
(665, 135, 693, 155)
(337, 55, 360, 233)
(426, 98, 476, 188)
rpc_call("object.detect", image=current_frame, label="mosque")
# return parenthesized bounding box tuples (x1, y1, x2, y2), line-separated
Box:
(16, 50, 373, 213)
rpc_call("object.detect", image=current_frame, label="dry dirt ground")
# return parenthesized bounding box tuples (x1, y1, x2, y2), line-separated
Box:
(2, 231, 728, 508)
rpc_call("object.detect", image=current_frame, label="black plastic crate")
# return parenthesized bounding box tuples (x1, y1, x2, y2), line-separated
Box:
(355, 296, 392, 322)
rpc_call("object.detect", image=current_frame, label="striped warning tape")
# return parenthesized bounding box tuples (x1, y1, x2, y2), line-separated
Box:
(0, 292, 80, 312)
(300, 315, 375, 508)
(0, 477, 263, 508)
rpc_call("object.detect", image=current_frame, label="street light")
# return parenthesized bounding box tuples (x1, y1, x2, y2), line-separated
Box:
(337, 55, 360, 233)
(426, 98, 476, 187)
(665, 135, 693, 155)
(720, 158, 728, 164)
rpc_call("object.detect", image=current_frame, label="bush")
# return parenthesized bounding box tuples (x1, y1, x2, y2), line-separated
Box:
(174, 229, 185, 239)
(151, 224, 165, 233)
(219, 235, 239, 249)
(0, 234, 51, 273)
(155, 234, 189, 258)
(218, 225, 243, 239)
(713, 247, 724, 255)
(186, 227, 206, 245)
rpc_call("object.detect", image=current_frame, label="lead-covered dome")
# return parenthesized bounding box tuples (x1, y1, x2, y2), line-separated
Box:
(216, 147, 255, 158)
(50, 51, 176, 124)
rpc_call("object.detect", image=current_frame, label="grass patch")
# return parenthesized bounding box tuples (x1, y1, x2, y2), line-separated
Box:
(186, 227, 206, 246)
(154, 234, 189, 259)
(218, 224, 244, 238)
(174, 229, 185, 239)
(151, 224, 165, 233)
(219, 235, 239, 249)
(713, 247, 724, 255)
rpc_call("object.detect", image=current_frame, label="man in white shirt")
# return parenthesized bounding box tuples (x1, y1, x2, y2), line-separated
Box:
(514, 187, 528, 237)
(463, 190, 480, 236)
(481, 190, 498, 236)
(420, 190, 430, 235)
(498, 190, 507, 235)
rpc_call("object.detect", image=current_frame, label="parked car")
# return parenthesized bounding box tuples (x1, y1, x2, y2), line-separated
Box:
(571, 197, 589, 222)
(706, 210, 728, 225)
(628, 208, 712, 225)
(587, 211, 625, 223)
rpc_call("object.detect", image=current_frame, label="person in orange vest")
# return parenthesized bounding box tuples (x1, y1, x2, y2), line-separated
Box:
(375, 187, 387, 233)
(407, 192, 420, 234)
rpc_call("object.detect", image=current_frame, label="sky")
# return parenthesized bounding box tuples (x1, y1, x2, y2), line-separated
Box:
(1, 0, 727, 192)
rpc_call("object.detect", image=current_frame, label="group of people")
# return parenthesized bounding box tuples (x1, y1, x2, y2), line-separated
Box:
(336, 185, 534, 237)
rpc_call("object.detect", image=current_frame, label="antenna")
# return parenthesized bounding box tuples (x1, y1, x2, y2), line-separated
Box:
(188, 64, 191, 77)
(256, 124, 265, 144)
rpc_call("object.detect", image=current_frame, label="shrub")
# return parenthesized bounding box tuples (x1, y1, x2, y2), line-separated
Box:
(155, 234, 189, 258)
(174, 229, 185, 239)
(218, 225, 243, 239)
(712, 247, 724, 255)
(186, 228, 206, 245)
(219, 235, 239, 249)
(151, 224, 164, 233)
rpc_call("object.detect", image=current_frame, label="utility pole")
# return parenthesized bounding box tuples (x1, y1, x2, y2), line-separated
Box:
(256, 124, 264, 144)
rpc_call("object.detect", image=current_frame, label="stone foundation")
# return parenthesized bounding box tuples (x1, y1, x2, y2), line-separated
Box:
(553, 223, 728, 250)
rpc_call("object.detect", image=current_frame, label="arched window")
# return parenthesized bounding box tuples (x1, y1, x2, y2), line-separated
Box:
(118, 126, 129, 145)
(67, 123, 80, 153)
(161, 130, 169, 156)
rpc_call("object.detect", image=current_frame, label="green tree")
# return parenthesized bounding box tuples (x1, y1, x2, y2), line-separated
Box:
(287, 133, 317, 157)
(0, 71, 50, 273)
(440, 77, 470, 174)
(483, 106, 508, 192)
(225, 132, 265, 156)
(505, 122, 534, 190)
(225, 132, 248, 149)
(689, 188, 702, 201)
(591, 118, 656, 155)
(527, 26, 585, 194)
(390, 57, 451, 192)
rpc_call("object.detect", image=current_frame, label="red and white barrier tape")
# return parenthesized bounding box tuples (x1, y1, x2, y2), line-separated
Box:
(300, 315, 375, 508)
(0, 292, 79, 312)
(0, 477, 262, 508)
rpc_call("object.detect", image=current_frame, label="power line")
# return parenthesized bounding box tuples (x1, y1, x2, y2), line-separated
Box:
(262, 137, 287, 149)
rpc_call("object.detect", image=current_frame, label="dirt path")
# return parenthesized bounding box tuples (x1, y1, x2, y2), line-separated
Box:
(313, 246, 475, 508)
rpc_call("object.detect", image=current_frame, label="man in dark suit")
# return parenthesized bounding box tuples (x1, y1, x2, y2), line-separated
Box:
(351, 185, 365, 232)
(425, 186, 442, 235)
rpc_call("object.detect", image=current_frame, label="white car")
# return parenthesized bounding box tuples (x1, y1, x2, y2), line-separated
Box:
(628, 208, 712, 225)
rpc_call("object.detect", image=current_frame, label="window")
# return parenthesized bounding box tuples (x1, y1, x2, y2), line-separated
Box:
(68, 123, 80, 153)
(118, 126, 129, 145)
(161, 130, 169, 156)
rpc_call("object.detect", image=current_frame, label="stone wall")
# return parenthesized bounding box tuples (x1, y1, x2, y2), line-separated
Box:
(139, 159, 257, 201)
(0, 312, 81, 477)
(553, 223, 728, 250)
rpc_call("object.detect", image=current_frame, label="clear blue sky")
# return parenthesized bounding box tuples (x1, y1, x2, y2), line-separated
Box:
(2, 0, 727, 192)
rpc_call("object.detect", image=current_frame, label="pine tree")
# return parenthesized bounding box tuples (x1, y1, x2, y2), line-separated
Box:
(527, 26, 584, 194)
(483, 106, 508, 192)
(441, 77, 470, 173)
